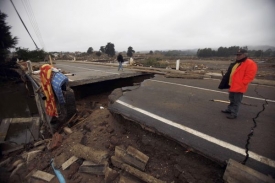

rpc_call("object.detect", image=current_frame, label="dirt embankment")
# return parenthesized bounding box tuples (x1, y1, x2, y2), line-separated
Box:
(0, 92, 224, 183)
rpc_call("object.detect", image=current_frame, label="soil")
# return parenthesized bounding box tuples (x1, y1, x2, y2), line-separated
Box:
(0, 92, 225, 183)
(1, 59, 274, 183)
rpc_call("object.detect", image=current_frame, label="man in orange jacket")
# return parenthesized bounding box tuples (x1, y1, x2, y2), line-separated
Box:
(218, 49, 257, 119)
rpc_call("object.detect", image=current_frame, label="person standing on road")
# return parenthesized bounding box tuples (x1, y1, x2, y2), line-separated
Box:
(218, 49, 257, 119)
(117, 53, 124, 71)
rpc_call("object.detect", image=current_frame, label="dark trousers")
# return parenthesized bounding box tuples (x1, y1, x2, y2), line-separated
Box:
(228, 92, 243, 117)
(118, 62, 123, 71)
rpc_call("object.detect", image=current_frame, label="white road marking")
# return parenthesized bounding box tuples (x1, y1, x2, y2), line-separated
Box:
(116, 100, 275, 168)
(57, 64, 120, 75)
(149, 79, 275, 103)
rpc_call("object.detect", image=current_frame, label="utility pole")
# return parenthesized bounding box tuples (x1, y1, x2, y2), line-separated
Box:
(10, 0, 39, 49)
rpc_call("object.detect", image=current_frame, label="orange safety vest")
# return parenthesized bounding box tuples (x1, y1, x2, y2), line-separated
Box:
(229, 58, 257, 93)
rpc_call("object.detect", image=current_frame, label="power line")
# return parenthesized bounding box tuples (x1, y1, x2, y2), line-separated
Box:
(21, 0, 45, 49)
(23, 0, 46, 50)
(21, 0, 40, 47)
(10, 0, 39, 49)
(21, 0, 41, 48)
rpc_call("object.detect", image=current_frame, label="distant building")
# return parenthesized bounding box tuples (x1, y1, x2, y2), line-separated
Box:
(53, 53, 59, 57)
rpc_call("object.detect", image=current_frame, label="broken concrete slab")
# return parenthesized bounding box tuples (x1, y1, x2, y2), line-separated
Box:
(111, 156, 166, 183)
(119, 174, 143, 183)
(70, 143, 108, 164)
(61, 156, 78, 170)
(115, 146, 148, 171)
(104, 167, 119, 183)
(111, 155, 124, 168)
(31, 170, 55, 182)
(122, 86, 140, 92)
(126, 146, 149, 166)
(223, 159, 275, 183)
(82, 160, 95, 166)
(79, 165, 105, 175)
(108, 88, 123, 104)
(79, 161, 107, 175)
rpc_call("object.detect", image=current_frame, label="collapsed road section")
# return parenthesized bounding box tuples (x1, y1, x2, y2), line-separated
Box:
(108, 74, 275, 178)
(2, 60, 275, 182)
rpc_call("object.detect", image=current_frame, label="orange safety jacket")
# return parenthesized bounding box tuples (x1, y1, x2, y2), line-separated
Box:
(229, 58, 257, 93)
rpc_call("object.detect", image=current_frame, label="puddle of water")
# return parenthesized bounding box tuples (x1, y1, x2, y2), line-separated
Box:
(0, 82, 38, 144)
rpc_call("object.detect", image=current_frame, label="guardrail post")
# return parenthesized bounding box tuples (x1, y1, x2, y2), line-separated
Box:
(26, 60, 33, 75)
(176, 59, 180, 70)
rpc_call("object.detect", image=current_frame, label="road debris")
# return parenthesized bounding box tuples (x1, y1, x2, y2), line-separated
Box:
(31, 170, 55, 182)
(111, 156, 166, 183)
(104, 167, 119, 183)
(47, 132, 63, 150)
(61, 156, 78, 170)
(63, 126, 73, 135)
(115, 146, 149, 171)
(79, 160, 107, 175)
(223, 159, 275, 183)
(70, 143, 108, 164)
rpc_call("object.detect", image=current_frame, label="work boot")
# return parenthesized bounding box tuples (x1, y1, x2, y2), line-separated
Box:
(221, 109, 231, 114)
(227, 115, 237, 119)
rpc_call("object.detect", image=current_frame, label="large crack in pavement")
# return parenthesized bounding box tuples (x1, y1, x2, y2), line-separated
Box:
(242, 84, 269, 165)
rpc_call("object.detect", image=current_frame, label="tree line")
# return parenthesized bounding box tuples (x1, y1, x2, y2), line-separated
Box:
(87, 43, 135, 57)
(197, 46, 275, 58)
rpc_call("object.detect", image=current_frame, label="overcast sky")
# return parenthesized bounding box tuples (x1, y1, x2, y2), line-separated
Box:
(1, 0, 275, 52)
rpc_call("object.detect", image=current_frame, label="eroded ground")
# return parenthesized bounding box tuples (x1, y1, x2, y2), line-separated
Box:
(1, 91, 225, 183)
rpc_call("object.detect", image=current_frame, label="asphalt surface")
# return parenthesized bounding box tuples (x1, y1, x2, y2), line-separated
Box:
(54, 60, 145, 86)
(109, 74, 275, 177)
(52, 61, 275, 177)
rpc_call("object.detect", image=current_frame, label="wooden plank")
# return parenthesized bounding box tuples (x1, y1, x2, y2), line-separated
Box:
(126, 146, 149, 164)
(115, 146, 147, 171)
(111, 156, 166, 183)
(31, 170, 55, 182)
(223, 159, 275, 183)
(10, 117, 33, 123)
(61, 156, 78, 170)
(79, 165, 105, 175)
(0, 118, 11, 141)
